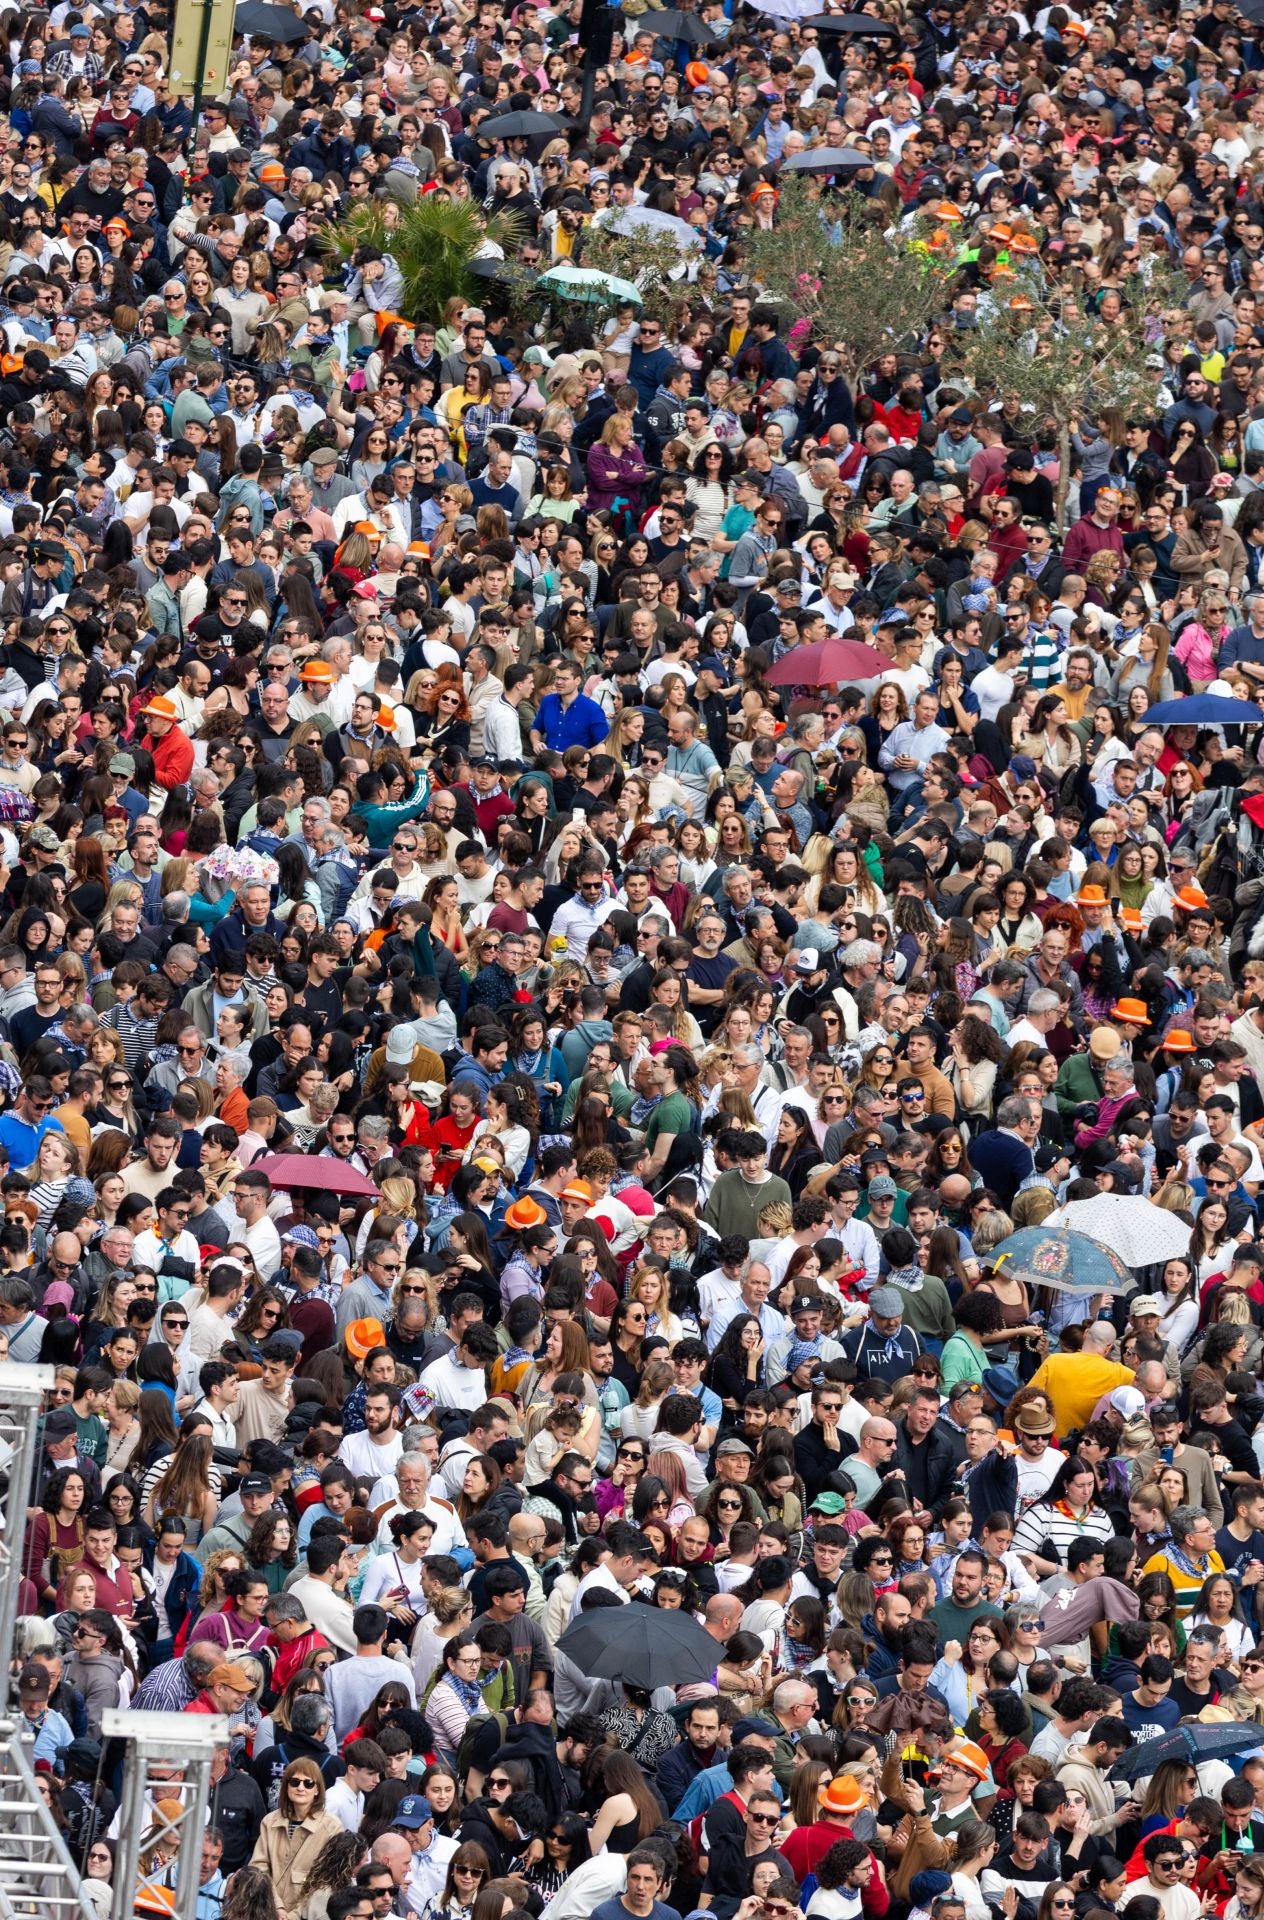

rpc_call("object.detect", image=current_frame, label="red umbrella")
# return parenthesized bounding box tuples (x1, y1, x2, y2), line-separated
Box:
(763, 636, 892, 686)
(251, 1152, 379, 1198)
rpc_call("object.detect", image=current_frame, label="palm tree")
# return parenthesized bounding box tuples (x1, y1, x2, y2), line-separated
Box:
(324, 194, 523, 318)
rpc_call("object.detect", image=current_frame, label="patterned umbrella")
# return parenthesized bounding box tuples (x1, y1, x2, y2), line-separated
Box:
(1048, 1194, 1192, 1268)
(986, 1226, 1131, 1295)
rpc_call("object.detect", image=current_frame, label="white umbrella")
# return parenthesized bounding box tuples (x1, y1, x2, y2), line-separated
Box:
(1047, 1193, 1192, 1270)
(600, 205, 703, 250)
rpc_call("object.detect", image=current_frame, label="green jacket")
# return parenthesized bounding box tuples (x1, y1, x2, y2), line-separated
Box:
(358, 771, 432, 851)
(1053, 1050, 1105, 1118)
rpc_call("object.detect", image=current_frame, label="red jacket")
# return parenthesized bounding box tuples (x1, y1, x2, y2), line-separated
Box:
(144, 723, 195, 791)
(58, 1551, 134, 1618)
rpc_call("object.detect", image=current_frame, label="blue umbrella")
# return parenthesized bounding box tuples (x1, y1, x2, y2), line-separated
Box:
(987, 1226, 1131, 1295)
(1111, 1722, 1264, 1782)
(1145, 695, 1264, 724)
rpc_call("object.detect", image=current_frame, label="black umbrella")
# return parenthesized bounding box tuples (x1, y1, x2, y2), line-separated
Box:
(802, 10, 900, 33)
(1238, 0, 1264, 21)
(235, 0, 310, 40)
(467, 256, 539, 289)
(648, 8, 725, 44)
(1111, 1723, 1264, 1783)
(557, 1604, 722, 1690)
(478, 110, 572, 139)
(781, 146, 872, 172)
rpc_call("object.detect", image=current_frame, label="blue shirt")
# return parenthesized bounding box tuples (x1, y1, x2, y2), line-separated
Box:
(672, 1760, 786, 1821)
(0, 1111, 65, 1166)
(534, 691, 610, 752)
(668, 1380, 723, 1429)
(24, 1705, 72, 1765)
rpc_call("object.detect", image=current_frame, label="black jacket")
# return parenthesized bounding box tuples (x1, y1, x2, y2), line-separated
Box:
(893, 1421, 957, 1521)
(456, 1806, 513, 1877)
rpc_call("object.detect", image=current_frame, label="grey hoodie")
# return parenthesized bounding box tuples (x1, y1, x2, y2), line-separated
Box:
(64, 1649, 124, 1735)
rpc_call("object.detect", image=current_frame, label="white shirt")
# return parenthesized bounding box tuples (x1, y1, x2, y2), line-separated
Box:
(219, 1208, 283, 1278)
(419, 1352, 489, 1411)
(338, 1427, 403, 1478)
(133, 1225, 201, 1276)
(324, 1779, 364, 1832)
(568, 1562, 629, 1624)
(372, 1489, 467, 1558)
(1015, 1446, 1066, 1508)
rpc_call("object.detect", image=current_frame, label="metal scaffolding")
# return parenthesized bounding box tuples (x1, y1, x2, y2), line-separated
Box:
(102, 1711, 227, 1920)
(0, 1365, 223, 1920)
(0, 1362, 99, 1920)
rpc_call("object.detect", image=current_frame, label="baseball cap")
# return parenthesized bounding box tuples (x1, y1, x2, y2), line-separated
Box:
(392, 1795, 433, 1830)
(867, 1175, 898, 1199)
(239, 1473, 273, 1495)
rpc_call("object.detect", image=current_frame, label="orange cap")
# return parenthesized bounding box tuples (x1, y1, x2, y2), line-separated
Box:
(140, 696, 178, 722)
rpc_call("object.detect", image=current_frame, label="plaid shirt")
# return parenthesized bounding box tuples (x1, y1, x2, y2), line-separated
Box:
(463, 402, 513, 447)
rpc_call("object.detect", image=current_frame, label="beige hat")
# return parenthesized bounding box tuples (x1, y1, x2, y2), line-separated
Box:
(1088, 1025, 1122, 1060)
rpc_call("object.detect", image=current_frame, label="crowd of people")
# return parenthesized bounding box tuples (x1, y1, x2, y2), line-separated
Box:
(16, 2, 1264, 1920)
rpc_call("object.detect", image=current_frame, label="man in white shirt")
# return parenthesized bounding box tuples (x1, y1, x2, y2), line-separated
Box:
(973, 634, 1027, 722)
(323, 1737, 387, 1831)
(133, 1186, 202, 1287)
(219, 1170, 282, 1278)
(188, 1359, 239, 1450)
(1006, 990, 1062, 1053)
(1013, 1404, 1066, 1507)
(338, 1387, 404, 1480)
(371, 1453, 467, 1558)
(289, 1535, 358, 1653)
(396, 1797, 457, 1914)
(419, 1323, 501, 1411)
(568, 1521, 652, 1621)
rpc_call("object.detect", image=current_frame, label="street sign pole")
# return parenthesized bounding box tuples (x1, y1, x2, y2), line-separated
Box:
(170, 0, 235, 114)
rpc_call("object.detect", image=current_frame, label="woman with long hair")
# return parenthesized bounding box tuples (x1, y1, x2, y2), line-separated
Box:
(1012, 1453, 1115, 1578)
(142, 1427, 219, 1544)
(411, 1587, 473, 1693)
(244, 1511, 299, 1596)
(193, 1566, 272, 1657)
(1189, 1201, 1239, 1287)
(1157, 1257, 1199, 1354)
(1138, 1756, 1201, 1837)
(24, 1465, 88, 1608)
(586, 1746, 666, 1850)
